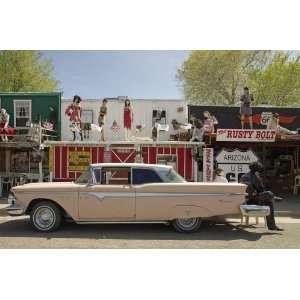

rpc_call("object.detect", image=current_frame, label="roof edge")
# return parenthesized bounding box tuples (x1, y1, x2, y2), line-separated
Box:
(0, 92, 62, 96)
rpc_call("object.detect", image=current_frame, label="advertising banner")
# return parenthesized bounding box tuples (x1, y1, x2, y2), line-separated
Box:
(188, 105, 299, 130)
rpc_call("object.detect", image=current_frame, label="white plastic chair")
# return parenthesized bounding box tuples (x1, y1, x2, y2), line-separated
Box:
(293, 175, 300, 195)
(240, 205, 270, 228)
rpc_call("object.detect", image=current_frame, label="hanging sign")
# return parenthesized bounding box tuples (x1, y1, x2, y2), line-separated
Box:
(203, 148, 214, 182)
(216, 149, 258, 182)
(68, 150, 91, 171)
(216, 129, 276, 142)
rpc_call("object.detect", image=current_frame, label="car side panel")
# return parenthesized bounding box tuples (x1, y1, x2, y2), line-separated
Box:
(134, 183, 246, 220)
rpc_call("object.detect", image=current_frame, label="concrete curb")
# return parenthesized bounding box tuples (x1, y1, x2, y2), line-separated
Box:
(0, 203, 8, 216)
(0, 209, 8, 217)
(275, 211, 300, 218)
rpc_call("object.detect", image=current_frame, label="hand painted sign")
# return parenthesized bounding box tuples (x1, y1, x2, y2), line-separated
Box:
(203, 148, 214, 182)
(216, 129, 276, 142)
(68, 150, 91, 171)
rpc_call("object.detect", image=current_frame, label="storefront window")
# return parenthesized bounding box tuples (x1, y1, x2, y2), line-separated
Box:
(14, 99, 32, 128)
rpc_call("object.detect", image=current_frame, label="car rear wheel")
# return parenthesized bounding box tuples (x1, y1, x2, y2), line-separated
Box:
(172, 217, 202, 233)
(30, 201, 62, 232)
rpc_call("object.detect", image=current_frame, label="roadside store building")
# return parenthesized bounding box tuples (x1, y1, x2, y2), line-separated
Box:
(0, 92, 61, 138)
(188, 104, 300, 195)
(0, 92, 61, 196)
(53, 97, 203, 183)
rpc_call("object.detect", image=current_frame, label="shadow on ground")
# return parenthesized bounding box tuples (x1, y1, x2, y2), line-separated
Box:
(0, 218, 281, 242)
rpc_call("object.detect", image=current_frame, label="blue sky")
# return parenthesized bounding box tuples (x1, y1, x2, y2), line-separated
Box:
(43, 51, 189, 99)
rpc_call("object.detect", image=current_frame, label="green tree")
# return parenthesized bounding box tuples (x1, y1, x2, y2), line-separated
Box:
(0, 50, 59, 92)
(249, 53, 300, 106)
(177, 50, 271, 105)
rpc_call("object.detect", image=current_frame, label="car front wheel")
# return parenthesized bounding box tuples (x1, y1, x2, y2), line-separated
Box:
(30, 201, 62, 232)
(172, 217, 202, 233)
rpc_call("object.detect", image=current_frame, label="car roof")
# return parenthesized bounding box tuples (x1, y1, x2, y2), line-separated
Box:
(90, 163, 172, 169)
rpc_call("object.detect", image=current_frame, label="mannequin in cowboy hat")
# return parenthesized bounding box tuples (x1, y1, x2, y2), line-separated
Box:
(240, 161, 283, 231)
(65, 95, 83, 141)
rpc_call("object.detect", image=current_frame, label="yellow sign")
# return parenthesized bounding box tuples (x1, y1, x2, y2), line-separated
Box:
(68, 151, 91, 171)
(49, 146, 53, 172)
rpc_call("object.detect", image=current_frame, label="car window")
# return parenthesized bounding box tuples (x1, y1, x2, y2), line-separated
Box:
(75, 168, 91, 184)
(132, 168, 163, 185)
(93, 167, 131, 185)
(156, 167, 186, 183)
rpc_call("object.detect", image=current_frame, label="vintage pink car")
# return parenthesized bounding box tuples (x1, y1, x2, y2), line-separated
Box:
(7, 163, 247, 233)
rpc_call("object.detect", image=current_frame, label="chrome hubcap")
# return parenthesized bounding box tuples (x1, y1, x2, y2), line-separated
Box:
(34, 207, 55, 230)
(177, 218, 198, 228)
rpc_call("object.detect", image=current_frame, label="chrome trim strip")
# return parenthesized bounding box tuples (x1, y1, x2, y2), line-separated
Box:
(76, 221, 170, 224)
(82, 191, 246, 200)
(135, 192, 246, 197)
(82, 192, 135, 201)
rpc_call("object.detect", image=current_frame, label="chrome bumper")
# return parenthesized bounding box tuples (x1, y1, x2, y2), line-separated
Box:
(240, 204, 270, 217)
(6, 205, 25, 216)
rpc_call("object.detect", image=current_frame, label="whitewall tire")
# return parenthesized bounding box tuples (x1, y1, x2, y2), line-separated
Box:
(30, 201, 62, 232)
(172, 217, 202, 233)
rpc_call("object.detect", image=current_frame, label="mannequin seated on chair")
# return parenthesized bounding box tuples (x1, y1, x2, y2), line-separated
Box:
(240, 161, 284, 231)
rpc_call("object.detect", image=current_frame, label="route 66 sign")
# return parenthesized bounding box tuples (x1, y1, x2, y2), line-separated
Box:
(260, 112, 273, 125)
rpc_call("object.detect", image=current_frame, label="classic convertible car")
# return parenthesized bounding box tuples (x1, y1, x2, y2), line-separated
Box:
(7, 163, 247, 233)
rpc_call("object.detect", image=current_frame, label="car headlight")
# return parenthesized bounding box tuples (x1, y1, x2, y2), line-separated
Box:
(8, 193, 16, 206)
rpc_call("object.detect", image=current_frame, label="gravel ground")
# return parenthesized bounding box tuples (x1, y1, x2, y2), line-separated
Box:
(0, 215, 299, 249)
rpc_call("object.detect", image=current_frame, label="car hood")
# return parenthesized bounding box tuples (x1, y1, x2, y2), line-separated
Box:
(12, 182, 79, 193)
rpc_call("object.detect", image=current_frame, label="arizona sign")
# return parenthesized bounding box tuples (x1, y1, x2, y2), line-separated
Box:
(216, 129, 276, 142)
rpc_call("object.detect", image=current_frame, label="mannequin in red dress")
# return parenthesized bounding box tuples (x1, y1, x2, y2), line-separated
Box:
(124, 99, 133, 141)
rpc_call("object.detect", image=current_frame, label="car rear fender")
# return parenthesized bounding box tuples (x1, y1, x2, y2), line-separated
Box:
(170, 205, 214, 219)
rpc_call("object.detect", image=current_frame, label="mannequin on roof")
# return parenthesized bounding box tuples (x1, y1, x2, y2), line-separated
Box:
(65, 95, 83, 141)
(124, 99, 133, 141)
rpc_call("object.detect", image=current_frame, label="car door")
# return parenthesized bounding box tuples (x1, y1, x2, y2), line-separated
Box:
(132, 167, 168, 221)
(78, 167, 135, 220)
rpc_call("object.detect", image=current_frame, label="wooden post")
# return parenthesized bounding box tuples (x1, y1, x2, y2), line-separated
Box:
(38, 160, 43, 182)
(5, 149, 10, 173)
(262, 143, 266, 181)
(38, 118, 43, 182)
(38, 119, 42, 146)
(193, 157, 198, 182)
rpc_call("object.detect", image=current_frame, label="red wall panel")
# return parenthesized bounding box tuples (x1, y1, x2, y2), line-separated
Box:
(177, 148, 185, 178)
(52, 144, 195, 182)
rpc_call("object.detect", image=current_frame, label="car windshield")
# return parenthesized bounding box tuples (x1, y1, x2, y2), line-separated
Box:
(155, 167, 186, 183)
(75, 168, 92, 184)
